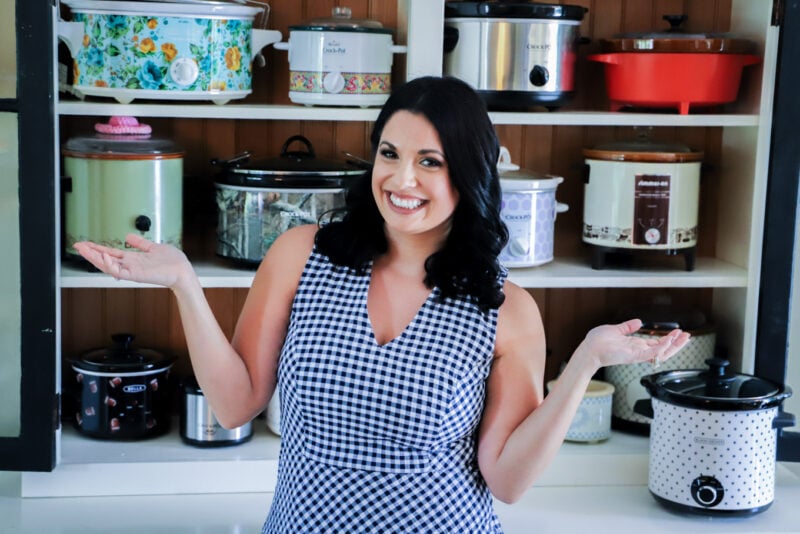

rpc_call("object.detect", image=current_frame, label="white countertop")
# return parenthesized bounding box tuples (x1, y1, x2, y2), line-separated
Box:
(3, 464, 800, 533)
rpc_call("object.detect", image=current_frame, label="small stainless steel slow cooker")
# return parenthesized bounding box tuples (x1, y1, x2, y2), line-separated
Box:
(181, 375, 253, 447)
(214, 135, 365, 266)
(273, 7, 406, 107)
(637, 358, 795, 516)
(582, 137, 703, 270)
(71, 334, 174, 440)
(443, 1, 588, 110)
(497, 148, 567, 267)
(62, 116, 184, 262)
(605, 305, 716, 434)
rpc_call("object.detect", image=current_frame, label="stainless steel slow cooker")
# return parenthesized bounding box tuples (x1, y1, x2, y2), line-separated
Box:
(637, 358, 795, 516)
(273, 7, 406, 107)
(70, 334, 174, 440)
(214, 135, 365, 266)
(443, 1, 588, 110)
(62, 116, 184, 263)
(582, 137, 703, 270)
(181, 375, 253, 447)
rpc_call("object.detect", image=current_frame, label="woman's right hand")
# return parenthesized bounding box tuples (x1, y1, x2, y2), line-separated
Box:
(73, 233, 194, 290)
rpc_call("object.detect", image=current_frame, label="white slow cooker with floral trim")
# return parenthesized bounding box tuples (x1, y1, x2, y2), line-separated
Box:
(273, 6, 407, 107)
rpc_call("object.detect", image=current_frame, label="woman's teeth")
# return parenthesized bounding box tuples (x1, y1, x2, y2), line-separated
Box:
(389, 193, 423, 209)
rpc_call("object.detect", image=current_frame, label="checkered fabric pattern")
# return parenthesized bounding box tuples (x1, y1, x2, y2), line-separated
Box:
(262, 248, 506, 533)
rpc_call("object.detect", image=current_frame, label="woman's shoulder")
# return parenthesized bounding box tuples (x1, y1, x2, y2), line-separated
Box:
(495, 279, 544, 356)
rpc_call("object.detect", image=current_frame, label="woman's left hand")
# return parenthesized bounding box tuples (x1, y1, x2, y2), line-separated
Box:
(577, 318, 691, 370)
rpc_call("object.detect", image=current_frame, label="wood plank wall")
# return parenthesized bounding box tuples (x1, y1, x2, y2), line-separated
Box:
(60, 0, 730, 384)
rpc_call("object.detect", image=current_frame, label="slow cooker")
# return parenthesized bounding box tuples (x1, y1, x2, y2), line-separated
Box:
(605, 304, 715, 435)
(180, 375, 253, 447)
(273, 6, 406, 107)
(637, 358, 795, 515)
(443, 1, 588, 110)
(70, 333, 174, 440)
(214, 135, 365, 266)
(62, 116, 184, 263)
(582, 136, 703, 270)
(58, 0, 282, 105)
(589, 15, 761, 114)
(497, 148, 567, 267)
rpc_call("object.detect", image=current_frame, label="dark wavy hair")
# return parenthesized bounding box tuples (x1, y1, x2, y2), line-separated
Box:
(315, 76, 508, 312)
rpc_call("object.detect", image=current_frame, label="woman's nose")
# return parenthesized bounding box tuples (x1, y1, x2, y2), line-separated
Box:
(394, 160, 418, 188)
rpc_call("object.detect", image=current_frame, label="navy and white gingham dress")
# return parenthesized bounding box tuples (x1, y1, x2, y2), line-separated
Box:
(262, 247, 506, 533)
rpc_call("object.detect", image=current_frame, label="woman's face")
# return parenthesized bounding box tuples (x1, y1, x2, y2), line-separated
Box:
(371, 110, 459, 241)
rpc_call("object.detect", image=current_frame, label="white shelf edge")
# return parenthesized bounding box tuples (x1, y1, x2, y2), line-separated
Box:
(57, 100, 760, 127)
(60, 256, 748, 289)
(21, 424, 650, 497)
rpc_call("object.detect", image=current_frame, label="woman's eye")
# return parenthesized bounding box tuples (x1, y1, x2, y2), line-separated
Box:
(420, 157, 444, 168)
(379, 148, 397, 159)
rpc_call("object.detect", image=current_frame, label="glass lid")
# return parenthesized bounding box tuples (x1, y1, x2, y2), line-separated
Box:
(72, 334, 174, 374)
(601, 14, 757, 54)
(642, 358, 792, 411)
(291, 6, 392, 33)
(583, 132, 704, 163)
(62, 117, 183, 157)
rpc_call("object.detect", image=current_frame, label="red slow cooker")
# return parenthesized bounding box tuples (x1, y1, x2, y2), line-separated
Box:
(589, 15, 761, 114)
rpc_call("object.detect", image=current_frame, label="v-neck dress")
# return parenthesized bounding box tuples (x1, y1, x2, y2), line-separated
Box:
(262, 247, 506, 533)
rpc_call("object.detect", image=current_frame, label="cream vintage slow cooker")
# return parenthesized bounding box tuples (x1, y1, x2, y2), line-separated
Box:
(582, 137, 703, 270)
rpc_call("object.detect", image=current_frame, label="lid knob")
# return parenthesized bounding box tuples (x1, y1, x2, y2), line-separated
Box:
(332, 6, 352, 19)
(663, 14, 688, 32)
(95, 116, 152, 136)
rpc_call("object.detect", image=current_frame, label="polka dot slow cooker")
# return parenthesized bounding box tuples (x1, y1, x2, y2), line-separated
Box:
(638, 358, 795, 516)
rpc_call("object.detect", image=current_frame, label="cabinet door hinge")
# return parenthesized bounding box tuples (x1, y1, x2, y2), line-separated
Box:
(772, 0, 785, 26)
(53, 392, 61, 431)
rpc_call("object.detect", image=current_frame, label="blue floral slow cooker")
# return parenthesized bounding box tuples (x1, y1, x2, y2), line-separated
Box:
(58, 0, 281, 104)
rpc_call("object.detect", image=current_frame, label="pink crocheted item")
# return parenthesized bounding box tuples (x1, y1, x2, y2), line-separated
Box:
(95, 116, 152, 135)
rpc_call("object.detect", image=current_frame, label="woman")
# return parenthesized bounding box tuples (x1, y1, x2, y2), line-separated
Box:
(74, 76, 689, 533)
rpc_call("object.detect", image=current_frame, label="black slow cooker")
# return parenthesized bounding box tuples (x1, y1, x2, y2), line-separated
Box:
(213, 135, 366, 267)
(70, 334, 174, 440)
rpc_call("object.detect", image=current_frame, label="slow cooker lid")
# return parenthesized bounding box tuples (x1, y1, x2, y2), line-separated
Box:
(643, 358, 791, 410)
(617, 304, 712, 334)
(583, 137, 704, 163)
(72, 334, 174, 374)
(601, 14, 756, 54)
(499, 171, 563, 191)
(444, 1, 587, 20)
(219, 135, 366, 185)
(62, 117, 184, 158)
(290, 6, 393, 33)
(62, 0, 263, 17)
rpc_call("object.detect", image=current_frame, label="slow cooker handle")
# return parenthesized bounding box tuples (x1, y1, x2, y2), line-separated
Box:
(633, 398, 654, 419)
(280, 135, 316, 160)
(210, 151, 252, 168)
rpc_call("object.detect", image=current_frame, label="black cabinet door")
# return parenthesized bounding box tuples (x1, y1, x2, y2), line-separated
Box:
(0, 0, 58, 472)
(757, 0, 800, 461)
